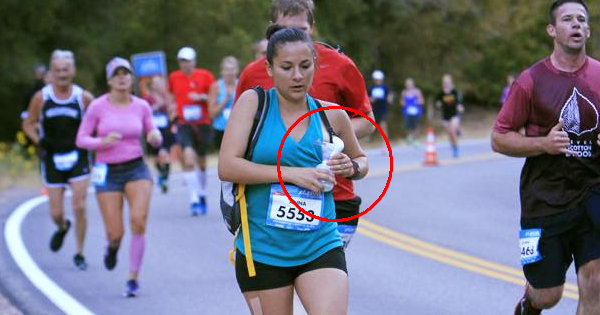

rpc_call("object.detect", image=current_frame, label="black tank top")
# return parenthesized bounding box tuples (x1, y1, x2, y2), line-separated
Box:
(40, 84, 84, 153)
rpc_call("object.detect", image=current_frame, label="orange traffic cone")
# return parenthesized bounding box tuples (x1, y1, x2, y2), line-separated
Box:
(423, 127, 439, 166)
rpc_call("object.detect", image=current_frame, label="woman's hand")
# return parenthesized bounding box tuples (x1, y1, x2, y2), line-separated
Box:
(327, 153, 354, 177)
(146, 129, 162, 147)
(284, 167, 335, 194)
(101, 132, 122, 146)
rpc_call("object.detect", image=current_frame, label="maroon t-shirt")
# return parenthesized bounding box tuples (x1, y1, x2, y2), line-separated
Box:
(494, 56, 600, 218)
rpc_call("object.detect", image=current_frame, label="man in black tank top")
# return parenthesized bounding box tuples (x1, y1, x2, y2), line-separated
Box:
(22, 50, 94, 270)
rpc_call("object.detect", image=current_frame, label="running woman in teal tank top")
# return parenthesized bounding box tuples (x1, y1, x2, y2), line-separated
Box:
(219, 25, 368, 314)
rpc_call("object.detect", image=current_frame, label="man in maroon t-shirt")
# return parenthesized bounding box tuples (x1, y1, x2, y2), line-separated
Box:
(492, 1, 600, 314)
(235, 0, 375, 249)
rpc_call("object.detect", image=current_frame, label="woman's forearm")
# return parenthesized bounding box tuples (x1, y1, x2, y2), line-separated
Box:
(219, 157, 295, 184)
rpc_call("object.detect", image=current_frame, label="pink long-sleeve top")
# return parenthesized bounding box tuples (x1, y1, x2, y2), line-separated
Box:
(76, 93, 160, 164)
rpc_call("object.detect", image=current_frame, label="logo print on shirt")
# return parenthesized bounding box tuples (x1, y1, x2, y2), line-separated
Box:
(560, 87, 598, 136)
(559, 87, 599, 158)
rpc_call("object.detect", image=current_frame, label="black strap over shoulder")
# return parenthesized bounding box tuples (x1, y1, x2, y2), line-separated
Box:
(314, 99, 336, 143)
(245, 86, 270, 159)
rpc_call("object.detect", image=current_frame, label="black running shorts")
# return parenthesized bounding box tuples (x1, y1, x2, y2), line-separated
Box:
(335, 197, 362, 226)
(41, 149, 90, 187)
(235, 247, 347, 292)
(177, 124, 212, 156)
(521, 188, 600, 289)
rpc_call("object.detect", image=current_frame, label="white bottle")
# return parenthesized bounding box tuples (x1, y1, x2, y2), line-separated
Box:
(317, 136, 344, 192)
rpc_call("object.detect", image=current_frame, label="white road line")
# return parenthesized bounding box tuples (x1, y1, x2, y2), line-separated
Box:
(4, 195, 95, 315)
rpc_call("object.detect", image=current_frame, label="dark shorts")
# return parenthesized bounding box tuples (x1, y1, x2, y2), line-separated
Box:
(442, 108, 458, 122)
(335, 197, 362, 226)
(235, 247, 347, 292)
(404, 115, 421, 131)
(373, 105, 390, 124)
(94, 157, 153, 193)
(41, 149, 90, 187)
(178, 124, 212, 156)
(147, 128, 176, 155)
(521, 190, 600, 289)
(213, 129, 224, 150)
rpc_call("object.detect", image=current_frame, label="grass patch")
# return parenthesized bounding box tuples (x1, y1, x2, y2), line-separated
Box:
(0, 133, 41, 190)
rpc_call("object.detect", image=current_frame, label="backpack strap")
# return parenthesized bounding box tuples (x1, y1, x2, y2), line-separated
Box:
(238, 185, 255, 276)
(245, 86, 269, 159)
(234, 86, 269, 278)
(314, 99, 335, 143)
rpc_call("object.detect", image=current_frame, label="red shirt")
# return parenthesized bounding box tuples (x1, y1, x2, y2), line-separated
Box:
(494, 56, 600, 218)
(169, 69, 215, 125)
(236, 43, 372, 201)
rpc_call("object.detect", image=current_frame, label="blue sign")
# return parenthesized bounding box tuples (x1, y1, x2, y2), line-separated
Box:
(131, 51, 166, 77)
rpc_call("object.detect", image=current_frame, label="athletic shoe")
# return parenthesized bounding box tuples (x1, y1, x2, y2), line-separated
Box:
(158, 176, 168, 194)
(199, 196, 207, 215)
(123, 279, 139, 298)
(104, 245, 119, 270)
(514, 296, 542, 315)
(160, 180, 168, 194)
(191, 202, 200, 216)
(49, 219, 71, 252)
(73, 253, 88, 271)
(452, 146, 459, 158)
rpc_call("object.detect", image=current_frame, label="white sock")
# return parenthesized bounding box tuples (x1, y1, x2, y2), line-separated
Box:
(197, 169, 207, 197)
(184, 171, 200, 203)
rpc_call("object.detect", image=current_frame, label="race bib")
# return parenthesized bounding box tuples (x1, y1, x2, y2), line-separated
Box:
(152, 112, 169, 128)
(520, 228, 542, 265)
(183, 105, 202, 121)
(91, 163, 108, 186)
(372, 87, 385, 99)
(338, 225, 357, 248)
(222, 108, 232, 120)
(53, 150, 79, 171)
(266, 184, 323, 231)
(406, 106, 419, 115)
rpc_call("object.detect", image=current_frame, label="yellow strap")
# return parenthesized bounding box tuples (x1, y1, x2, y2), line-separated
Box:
(239, 184, 256, 277)
(228, 240, 236, 265)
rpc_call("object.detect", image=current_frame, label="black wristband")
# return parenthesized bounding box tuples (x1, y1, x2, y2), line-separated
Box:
(348, 160, 361, 180)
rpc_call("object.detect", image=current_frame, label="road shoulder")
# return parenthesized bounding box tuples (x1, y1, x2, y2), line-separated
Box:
(0, 186, 59, 315)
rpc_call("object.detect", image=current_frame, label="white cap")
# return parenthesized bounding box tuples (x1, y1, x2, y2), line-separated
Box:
(106, 57, 132, 80)
(372, 70, 384, 80)
(177, 47, 196, 60)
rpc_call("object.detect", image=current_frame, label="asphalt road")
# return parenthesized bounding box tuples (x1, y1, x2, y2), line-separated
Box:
(1, 139, 581, 314)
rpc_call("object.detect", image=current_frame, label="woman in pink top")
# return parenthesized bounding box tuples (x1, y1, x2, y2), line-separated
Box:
(76, 57, 161, 298)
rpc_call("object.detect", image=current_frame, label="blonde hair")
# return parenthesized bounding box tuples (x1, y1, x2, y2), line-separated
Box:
(221, 56, 239, 70)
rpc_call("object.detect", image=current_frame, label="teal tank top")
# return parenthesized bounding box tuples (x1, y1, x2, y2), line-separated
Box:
(236, 88, 342, 266)
(212, 79, 235, 131)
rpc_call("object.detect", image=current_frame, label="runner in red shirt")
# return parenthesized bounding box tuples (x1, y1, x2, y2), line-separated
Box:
(235, 0, 375, 249)
(492, 1, 600, 314)
(169, 46, 216, 215)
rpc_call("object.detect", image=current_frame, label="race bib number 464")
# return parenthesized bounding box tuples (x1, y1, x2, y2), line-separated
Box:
(266, 184, 323, 231)
(520, 228, 542, 265)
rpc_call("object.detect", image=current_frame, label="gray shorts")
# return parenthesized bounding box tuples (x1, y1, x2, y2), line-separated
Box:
(94, 157, 152, 193)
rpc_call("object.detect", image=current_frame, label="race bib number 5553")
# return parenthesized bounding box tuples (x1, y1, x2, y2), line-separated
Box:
(266, 184, 323, 231)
